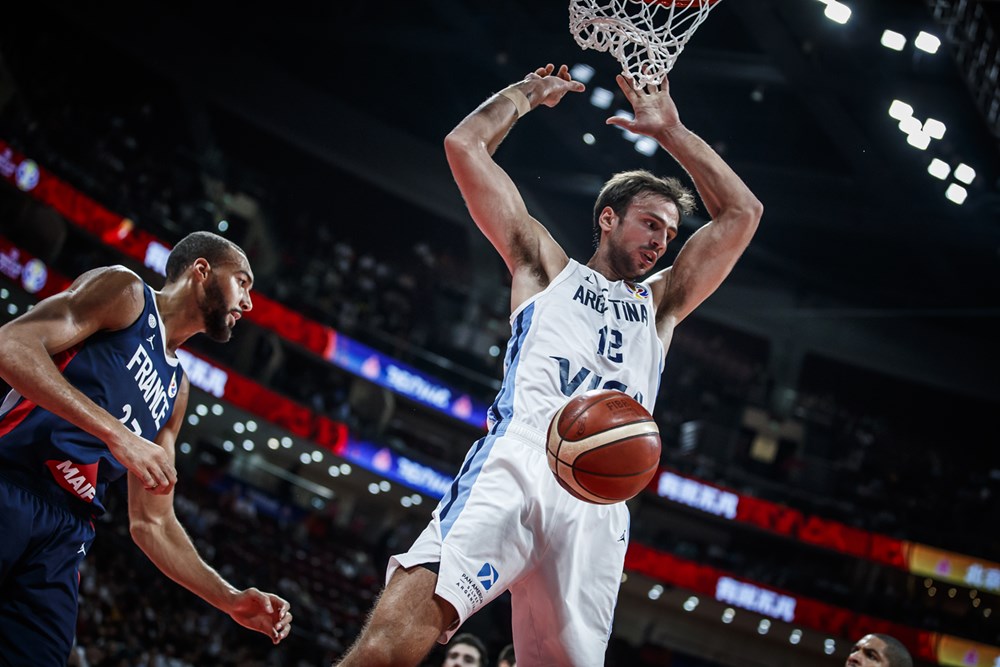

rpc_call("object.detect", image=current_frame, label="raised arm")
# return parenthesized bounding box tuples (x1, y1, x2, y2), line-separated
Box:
(0, 266, 177, 493)
(444, 64, 583, 310)
(608, 74, 763, 328)
(127, 376, 292, 644)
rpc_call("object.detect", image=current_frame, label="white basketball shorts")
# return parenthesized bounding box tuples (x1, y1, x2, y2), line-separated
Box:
(388, 420, 631, 667)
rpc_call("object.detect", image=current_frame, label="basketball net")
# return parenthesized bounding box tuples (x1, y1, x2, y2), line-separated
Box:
(569, 0, 721, 86)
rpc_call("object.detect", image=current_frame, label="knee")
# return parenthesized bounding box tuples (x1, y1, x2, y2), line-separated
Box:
(339, 628, 403, 667)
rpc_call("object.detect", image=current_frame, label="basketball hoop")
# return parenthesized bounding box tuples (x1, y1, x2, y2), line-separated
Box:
(569, 0, 722, 86)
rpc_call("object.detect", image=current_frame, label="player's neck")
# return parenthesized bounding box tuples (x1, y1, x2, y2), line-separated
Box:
(153, 285, 203, 353)
(586, 252, 628, 282)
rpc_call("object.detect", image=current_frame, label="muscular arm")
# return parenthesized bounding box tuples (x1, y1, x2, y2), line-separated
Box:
(609, 74, 763, 329)
(0, 266, 176, 492)
(128, 376, 292, 644)
(443, 64, 582, 311)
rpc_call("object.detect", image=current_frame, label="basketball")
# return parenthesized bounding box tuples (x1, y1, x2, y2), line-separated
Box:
(546, 390, 661, 504)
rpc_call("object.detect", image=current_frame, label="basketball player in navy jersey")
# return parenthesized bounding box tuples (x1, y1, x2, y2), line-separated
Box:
(0, 231, 291, 666)
(336, 64, 761, 667)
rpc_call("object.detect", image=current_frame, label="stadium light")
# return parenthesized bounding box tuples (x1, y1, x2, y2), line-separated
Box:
(945, 183, 968, 204)
(898, 116, 921, 134)
(569, 63, 595, 84)
(915, 31, 941, 54)
(635, 137, 658, 156)
(590, 87, 614, 109)
(954, 163, 976, 184)
(824, 1, 851, 24)
(889, 99, 913, 121)
(881, 30, 906, 51)
(923, 118, 946, 140)
(906, 131, 931, 150)
(928, 158, 951, 180)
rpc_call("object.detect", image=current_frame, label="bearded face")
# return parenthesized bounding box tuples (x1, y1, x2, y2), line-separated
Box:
(200, 274, 235, 342)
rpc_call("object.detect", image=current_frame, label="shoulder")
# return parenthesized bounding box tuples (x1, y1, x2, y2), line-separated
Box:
(66, 265, 147, 330)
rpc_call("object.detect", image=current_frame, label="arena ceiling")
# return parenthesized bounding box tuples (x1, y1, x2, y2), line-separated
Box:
(3, 0, 1000, 401)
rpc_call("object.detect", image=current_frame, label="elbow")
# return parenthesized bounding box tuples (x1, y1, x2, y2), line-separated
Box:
(443, 130, 474, 161)
(739, 196, 764, 235)
(129, 514, 162, 550)
(741, 194, 764, 224)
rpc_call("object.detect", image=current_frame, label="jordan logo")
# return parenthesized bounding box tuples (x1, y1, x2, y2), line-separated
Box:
(478, 562, 499, 591)
(146, 335, 156, 350)
(618, 530, 627, 544)
(77, 543, 86, 555)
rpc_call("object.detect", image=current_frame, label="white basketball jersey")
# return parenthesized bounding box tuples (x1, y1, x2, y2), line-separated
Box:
(487, 259, 665, 433)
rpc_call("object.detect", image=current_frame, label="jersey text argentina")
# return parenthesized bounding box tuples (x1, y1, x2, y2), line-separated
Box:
(0, 282, 183, 515)
(488, 260, 664, 432)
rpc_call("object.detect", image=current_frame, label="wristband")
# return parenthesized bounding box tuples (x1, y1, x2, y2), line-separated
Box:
(498, 87, 531, 118)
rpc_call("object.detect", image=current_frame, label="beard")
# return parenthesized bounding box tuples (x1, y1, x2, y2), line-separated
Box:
(606, 240, 645, 281)
(201, 276, 235, 343)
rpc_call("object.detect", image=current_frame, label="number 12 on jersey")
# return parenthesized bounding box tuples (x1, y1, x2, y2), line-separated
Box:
(597, 326, 623, 363)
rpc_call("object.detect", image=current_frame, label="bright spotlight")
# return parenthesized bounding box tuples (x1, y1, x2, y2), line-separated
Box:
(569, 63, 595, 84)
(635, 137, 658, 156)
(590, 87, 614, 109)
(898, 116, 921, 134)
(906, 131, 931, 150)
(915, 31, 941, 54)
(927, 158, 951, 180)
(881, 30, 906, 51)
(923, 118, 946, 140)
(945, 183, 968, 204)
(954, 163, 976, 184)
(824, 1, 851, 25)
(888, 100, 913, 121)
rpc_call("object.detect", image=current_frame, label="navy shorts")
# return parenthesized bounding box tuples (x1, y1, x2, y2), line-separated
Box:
(0, 476, 96, 667)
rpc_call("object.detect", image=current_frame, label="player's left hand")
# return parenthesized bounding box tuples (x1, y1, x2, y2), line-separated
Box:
(228, 588, 293, 644)
(606, 72, 681, 137)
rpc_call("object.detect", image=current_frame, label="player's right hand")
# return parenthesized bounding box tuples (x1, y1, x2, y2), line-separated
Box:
(110, 429, 176, 494)
(524, 63, 585, 108)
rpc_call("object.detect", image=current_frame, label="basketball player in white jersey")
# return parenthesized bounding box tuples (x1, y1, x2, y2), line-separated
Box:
(336, 64, 762, 667)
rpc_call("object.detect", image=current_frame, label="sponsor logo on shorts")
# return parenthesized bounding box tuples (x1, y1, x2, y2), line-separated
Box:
(478, 562, 499, 591)
(457, 572, 485, 608)
(46, 459, 99, 502)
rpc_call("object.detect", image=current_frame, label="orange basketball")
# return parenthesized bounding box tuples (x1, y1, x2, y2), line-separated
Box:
(546, 390, 661, 504)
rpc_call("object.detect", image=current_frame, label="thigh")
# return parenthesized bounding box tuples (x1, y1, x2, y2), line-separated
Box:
(0, 480, 95, 667)
(391, 434, 545, 639)
(510, 499, 630, 667)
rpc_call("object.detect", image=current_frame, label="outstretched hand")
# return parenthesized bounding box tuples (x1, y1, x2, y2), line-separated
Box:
(228, 588, 293, 645)
(605, 72, 681, 137)
(523, 63, 585, 108)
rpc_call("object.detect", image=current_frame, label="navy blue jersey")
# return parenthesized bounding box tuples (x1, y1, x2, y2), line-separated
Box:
(0, 281, 184, 516)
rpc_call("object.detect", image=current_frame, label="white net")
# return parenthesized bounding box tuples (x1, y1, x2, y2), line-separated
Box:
(569, 0, 720, 86)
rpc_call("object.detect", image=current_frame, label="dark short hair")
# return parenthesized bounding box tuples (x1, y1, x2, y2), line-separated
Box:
(450, 632, 488, 667)
(592, 169, 696, 248)
(872, 634, 913, 667)
(165, 231, 246, 283)
(497, 643, 515, 665)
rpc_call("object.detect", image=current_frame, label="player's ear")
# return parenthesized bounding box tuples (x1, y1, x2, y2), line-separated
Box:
(191, 258, 211, 283)
(598, 206, 618, 232)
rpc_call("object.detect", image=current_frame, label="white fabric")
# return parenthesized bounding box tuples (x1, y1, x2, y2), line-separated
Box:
(388, 421, 630, 666)
(488, 259, 664, 433)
